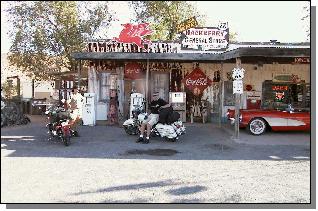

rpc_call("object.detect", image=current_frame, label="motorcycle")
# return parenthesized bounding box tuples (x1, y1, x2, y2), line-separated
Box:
(45, 105, 72, 146)
(123, 104, 186, 142)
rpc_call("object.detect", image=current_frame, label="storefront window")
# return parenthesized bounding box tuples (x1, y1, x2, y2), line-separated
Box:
(262, 80, 310, 110)
(99, 73, 110, 102)
(151, 73, 169, 101)
(223, 81, 235, 106)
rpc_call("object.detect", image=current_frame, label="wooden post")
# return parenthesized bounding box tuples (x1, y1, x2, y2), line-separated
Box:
(234, 58, 241, 140)
(218, 62, 223, 128)
(78, 60, 82, 89)
(145, 59, 149, 112)
(32, 79, 35, 98)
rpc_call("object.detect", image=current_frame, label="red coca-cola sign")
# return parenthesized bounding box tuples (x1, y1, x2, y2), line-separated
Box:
(182, 68, 212, 95)
(124, 63, 144, 80)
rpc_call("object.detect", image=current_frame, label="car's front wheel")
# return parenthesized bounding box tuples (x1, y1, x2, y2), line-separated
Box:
(248, 118, 267, 135)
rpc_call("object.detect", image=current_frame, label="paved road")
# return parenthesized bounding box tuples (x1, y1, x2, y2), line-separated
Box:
(1, 115, 311, 203)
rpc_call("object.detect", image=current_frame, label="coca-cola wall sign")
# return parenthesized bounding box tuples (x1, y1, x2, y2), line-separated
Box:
(124, 63, 144, 80)
(182, 68, 212, 96)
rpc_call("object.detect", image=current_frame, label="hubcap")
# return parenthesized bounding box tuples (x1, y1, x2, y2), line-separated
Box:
(250, 120, 265, 134)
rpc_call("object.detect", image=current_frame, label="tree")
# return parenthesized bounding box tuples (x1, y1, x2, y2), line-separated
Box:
(7, 1, 114, 81)
(1, 81, 18, 99)
(130, 1, 239, 43)
(130, 1, 206, 41)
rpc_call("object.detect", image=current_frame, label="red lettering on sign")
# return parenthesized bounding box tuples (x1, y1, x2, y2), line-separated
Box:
(124, 63, 144, 80)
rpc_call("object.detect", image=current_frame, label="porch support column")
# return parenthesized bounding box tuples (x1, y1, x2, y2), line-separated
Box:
(145, 59, 149, 112)
(78, 60, 82, 89)
(218, 62, 224, 128)
(234, 57, 241, 140)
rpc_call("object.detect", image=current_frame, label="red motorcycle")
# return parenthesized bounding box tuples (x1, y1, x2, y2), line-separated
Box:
(45, 106, 71, 146)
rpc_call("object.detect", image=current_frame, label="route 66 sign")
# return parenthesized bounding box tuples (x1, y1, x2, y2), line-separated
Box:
(232, 67, 245, 81)
(218, 22, 228, 30)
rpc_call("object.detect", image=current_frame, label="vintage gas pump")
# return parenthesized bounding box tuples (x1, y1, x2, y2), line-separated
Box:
(169, 92, 186, 122)
(82, 93, 96, 126)
(129, 93, 144, 118)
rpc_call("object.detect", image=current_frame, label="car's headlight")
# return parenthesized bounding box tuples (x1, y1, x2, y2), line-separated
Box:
(239, 114, 242, 122)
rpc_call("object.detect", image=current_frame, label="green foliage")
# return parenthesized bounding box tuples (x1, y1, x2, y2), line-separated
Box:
(130, 1, 239, 43)
(7, 1, 114, 81)
(1, 81, 18, 99)
(130, 1, 206, 41)
(229, 31, 238, 43)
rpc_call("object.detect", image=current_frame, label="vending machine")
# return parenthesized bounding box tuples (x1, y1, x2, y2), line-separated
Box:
(169, 92, 186, 122)
(82, 93, 96, 126)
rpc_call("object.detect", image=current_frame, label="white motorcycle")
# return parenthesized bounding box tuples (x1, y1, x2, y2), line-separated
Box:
(123, 94, 186, 142)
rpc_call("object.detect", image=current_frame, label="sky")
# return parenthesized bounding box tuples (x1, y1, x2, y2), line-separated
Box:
(0, 1, 312, 53)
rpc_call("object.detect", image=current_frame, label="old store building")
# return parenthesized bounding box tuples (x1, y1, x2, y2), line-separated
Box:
(71, 40, 310, 125)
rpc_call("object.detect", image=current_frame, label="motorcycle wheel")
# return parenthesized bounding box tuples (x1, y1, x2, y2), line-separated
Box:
(124, 125, 139, 135)
(63, 135, 71, 146)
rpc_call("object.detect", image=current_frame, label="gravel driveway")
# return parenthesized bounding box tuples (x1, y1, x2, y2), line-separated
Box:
(1, 115, 311, 203)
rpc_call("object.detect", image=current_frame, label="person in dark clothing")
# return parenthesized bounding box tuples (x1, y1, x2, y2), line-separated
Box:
(137, 92, 170, 144)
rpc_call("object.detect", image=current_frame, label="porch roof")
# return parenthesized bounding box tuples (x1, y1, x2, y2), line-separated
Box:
(71, 47, 310, 62)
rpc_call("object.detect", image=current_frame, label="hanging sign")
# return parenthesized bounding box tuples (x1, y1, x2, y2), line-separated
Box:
(180, 23, 229, 51)
(272, 85, 288, 91)
(113, 23, 153, 49)
(182, 68, 212, 96)
(231, 67, 245, 81)
(233, 80, 243, 94)
(124, 63, 144, 80)
(176, 16, 198, 34)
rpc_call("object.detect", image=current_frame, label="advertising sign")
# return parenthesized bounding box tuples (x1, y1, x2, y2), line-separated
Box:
(233, 80, 243, 94)
(124, 63, 144, 80)
(182, 68, 212, 96)
(113, 23, 153, 49)
(176, 16, 198, 33)
(180, 22, 229, 51)
(294, 57, 310, 63)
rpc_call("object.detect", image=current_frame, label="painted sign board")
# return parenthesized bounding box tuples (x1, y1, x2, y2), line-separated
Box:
(113, 23, 153, 49)
(233, 80, 243, 94)
(124, 63, 144, 80)
(176, 16, 198, 33)
(182, 68, 212, 96)
(180, 22, 229, 51)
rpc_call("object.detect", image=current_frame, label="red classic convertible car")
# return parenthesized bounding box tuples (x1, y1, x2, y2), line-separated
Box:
(226, 106, 310, 135)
